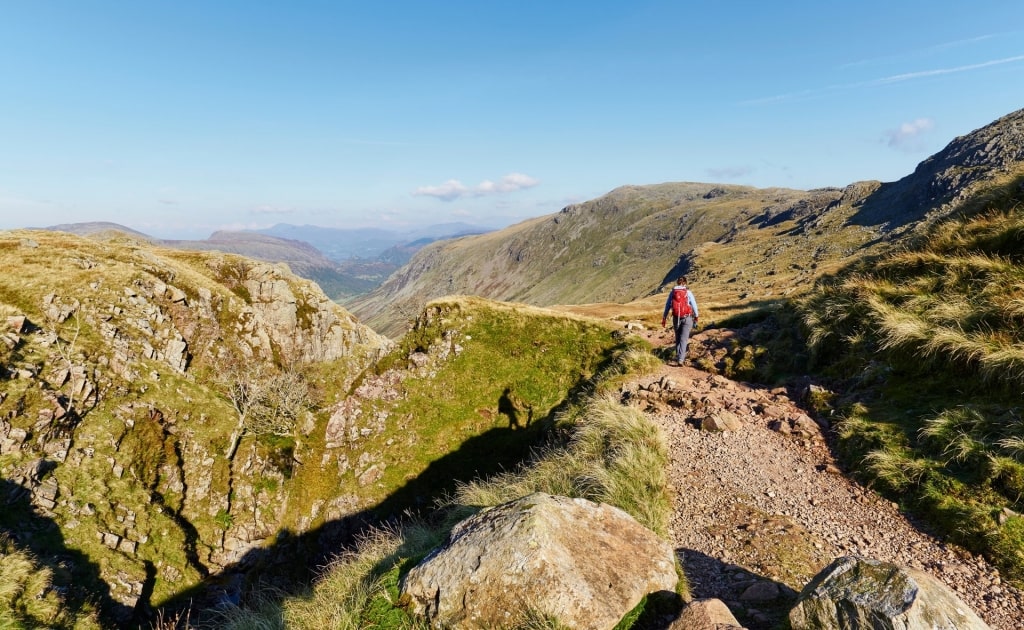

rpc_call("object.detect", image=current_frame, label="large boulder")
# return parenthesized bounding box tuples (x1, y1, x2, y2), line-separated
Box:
(399, 492, 680, 629)
(789, 556, 991, 630)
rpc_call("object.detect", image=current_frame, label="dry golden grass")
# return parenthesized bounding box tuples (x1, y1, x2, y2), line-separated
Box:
(800, 172, 1024, 586)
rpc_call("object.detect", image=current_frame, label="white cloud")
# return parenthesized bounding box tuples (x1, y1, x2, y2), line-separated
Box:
(884, 118, 935, 151)
(413, 179, 470, 201)
(493, 172, 540, 192)
(216, 221, 275, 232)
(413, 172, 540, 201)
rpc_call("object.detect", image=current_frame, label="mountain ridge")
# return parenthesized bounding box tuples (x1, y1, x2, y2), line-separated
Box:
(350, 108, 1024, 338)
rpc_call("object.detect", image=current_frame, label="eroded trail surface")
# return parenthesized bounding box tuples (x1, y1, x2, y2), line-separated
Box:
(631, 328, 1024, 629)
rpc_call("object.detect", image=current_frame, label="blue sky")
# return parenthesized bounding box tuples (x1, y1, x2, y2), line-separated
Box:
(2, 1, 1023, 239)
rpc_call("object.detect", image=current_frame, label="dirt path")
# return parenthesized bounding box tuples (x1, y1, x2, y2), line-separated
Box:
(631, 327, 1024, 629)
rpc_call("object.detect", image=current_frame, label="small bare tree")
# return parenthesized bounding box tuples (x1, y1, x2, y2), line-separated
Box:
(245, 370, 307, 437)
(221, 360, 309, 460)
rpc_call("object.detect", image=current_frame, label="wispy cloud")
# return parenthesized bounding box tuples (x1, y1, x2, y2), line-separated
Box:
(338, 138, 413, 146)
(744, 54, 1024, 106)
(0, 191, 55, 210)
(869, 55, 1024, 85)
(883, 117, 935, 152)
(841, 34, 1003, 70)
(413, 173, 540, 201)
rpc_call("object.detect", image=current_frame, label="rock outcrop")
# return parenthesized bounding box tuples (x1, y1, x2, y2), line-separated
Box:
(0, 231, 391, 621)
(670, 598, 747, 629)
(789, 556, 992, 630)
(399, 492, 680, 629)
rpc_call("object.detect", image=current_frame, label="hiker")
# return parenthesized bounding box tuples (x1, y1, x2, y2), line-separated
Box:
(661, 276, 699, 366)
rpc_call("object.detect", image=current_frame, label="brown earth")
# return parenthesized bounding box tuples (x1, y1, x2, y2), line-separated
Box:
(628, 325, 1024, 630)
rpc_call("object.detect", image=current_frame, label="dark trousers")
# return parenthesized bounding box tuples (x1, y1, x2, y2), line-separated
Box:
(672, 315, 694, 362)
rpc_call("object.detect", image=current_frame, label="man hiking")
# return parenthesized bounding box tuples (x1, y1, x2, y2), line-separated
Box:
(661, 276, 699, 366)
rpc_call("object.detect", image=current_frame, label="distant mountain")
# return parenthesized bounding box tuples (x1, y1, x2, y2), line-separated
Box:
(256, 222, 492, 262)
(349, 108, 1024, 338)
(161, 230, 382, 299)
(39, 221, 154, 240)
(348, 184, 877, 336)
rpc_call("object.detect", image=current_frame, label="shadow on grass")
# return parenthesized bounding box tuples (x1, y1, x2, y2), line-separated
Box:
(153, 424, 554, 626)
(659, 254, 695, 291)
(153, 344, 632, 627)
(0, 477, 136, 628)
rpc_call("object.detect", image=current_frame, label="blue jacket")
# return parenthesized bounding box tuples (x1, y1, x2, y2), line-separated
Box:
(662, 285, 699, 320)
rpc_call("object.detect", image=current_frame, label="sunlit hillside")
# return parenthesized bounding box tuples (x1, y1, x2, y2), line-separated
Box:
(800, 170, 1024, 584)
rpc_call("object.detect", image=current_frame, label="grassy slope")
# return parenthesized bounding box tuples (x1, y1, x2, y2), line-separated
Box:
(344, 296, 647, 519)
(0, 232, 641, 626)
(800, 171, 1024, 584)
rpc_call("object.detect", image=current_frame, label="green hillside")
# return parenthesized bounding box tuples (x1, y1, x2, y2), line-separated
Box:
(213, 302, 671, 629)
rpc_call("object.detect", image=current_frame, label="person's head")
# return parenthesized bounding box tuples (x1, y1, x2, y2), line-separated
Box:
(677, 276, 687, 286)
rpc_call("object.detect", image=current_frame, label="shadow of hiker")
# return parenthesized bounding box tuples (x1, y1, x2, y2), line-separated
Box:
(676, 547, 799, 630)
(0, 477, 133, 628)
(498, 386, 533, 430)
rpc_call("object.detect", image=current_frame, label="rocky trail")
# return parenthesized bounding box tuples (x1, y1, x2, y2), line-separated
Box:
(629, 327, 1024, 629)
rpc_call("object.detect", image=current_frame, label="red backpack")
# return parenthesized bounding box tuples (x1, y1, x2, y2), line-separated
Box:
(671, 288, 692, 317)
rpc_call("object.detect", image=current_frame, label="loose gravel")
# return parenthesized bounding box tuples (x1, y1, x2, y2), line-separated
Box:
(631, 329, 1023, 629)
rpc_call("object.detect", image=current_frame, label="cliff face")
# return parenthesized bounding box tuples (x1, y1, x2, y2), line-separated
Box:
(0, 231, 390, 621)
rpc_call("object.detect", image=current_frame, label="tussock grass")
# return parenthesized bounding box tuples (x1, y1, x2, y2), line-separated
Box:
(216, 523, 439, 630)
(800, 173, 1024, 584)
(863, 448, 934, 490)
(0, 534, 100, 629)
